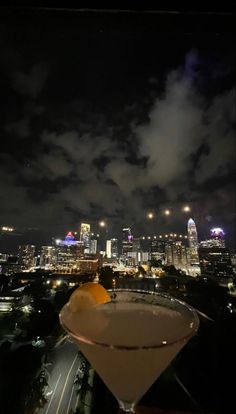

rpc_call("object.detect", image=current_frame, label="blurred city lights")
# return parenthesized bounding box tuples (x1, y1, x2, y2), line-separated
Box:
(147, 212, 154, 219)
(164, 209, 171, 216)
(183, 205, 191, 212)
(99, 220, 106, 227)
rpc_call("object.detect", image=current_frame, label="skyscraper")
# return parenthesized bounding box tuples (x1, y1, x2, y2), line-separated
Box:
(199, 246, 233, 278)
(187, 218, 199, 264)
(40, 246, 57, 268)
(111, 238, 118, 258)
(80, 223, 91, 254)
(90, 239, 97, 255)
(106, 239, 118, 259)
(106, 240, 112, 258)
(122, 227, 133, 255)
(18, 245, 35, 270)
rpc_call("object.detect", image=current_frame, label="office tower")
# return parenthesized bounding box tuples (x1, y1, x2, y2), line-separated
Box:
(132, 237, 141, 252)
(199, 245, 233, 277)
(55, 244, 83, 273)
(210, 227, 225, 247)
(106, 239, 118, 259)
(165, 241, 188, 270)
(172, 242, 188, 269)
(106, 240, 112, 258)
(165, 242, 173, 266)
(187, 218, 199, 264)
(151, 239, 165, 254)
(122, 227, 133, 255)
(40, 246, 57, 268)
(18, 245, 35, 270)
(80, 223, 91, 253)
(111, 238, 118, 258)
(90, 239, 97, 255)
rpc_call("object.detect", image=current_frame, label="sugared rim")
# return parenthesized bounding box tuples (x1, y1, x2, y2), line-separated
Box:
(59, 289, 200, 350)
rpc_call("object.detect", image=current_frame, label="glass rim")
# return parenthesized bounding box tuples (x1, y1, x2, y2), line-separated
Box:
(59, 288, 200, 350)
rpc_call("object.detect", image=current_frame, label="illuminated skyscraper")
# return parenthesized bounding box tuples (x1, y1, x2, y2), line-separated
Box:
(199, 246, 233, 277)
(106, 238, 118, 259)
(122, 227, 133, 255)
(80, 223, 91, 253)
(40, 246, 57, 268)
(106, 240, 112, 258)
(18, 245, 35, 270)
(90, 239, 97, 254)
(187, 218, 199, 264)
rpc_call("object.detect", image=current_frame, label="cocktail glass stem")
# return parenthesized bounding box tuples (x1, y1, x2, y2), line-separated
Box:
(118, 400, 136, 412)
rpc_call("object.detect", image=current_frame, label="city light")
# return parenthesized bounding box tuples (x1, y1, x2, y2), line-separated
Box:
(211, 227, 225, 237)
(164, 209, 171, 216)
(147, 212, 154, 219)
(183, 205, 191, 212)
(99, 220, 106, 227)
(1, 226, 14, 232)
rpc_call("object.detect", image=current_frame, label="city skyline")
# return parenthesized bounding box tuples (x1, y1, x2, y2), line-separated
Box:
(0, 217, 233, 255)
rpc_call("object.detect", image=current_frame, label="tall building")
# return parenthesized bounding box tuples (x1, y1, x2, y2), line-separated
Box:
(90, 239, 97, 255)
(106, 240, 112, 258)
(40, 246, 57, 268)
(122, 227, 133, 255)
(55, 244, 84, 273)
(165, 241, 188, 271)
(80, 223, 91, 254)
(132, 238, 141, 252)
(199, 227, 233, 277)
(18, 245, 35, 270)
(199, 246, 233, 278)
(106, 239, 118, 259)
(187, 218, 199, 264)
(111, 238, 118, 258)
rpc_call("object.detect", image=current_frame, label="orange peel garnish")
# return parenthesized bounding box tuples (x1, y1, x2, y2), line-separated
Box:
(68, 282, 111, 312)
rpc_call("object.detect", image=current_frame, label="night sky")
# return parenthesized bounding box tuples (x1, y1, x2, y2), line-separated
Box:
(0, 7, 235, 251)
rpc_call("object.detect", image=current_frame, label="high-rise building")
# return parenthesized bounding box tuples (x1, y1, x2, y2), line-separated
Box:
(111, 238, 118, 258)
(40, 246, 57, 268)
(106, 240, 112, 258)
(80, 223, 91, 254)
(18, 245, 35, 270)
(199, 246, 233, 278)
(106, 238, 118, 259)
(132, 238, 141, 252)
(55, 244, 84, 273)
(151, 240, 165, 254)
(165, 241, 188, 271)
(122, 227, 133, 255)
(90, 239, 97, 255)
(187, 218, 199, 264)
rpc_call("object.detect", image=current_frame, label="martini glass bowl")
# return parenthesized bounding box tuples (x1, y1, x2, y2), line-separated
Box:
(59, 289, 199, 413)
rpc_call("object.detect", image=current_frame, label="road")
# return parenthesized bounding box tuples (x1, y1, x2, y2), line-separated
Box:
(38, 337, 83, 414)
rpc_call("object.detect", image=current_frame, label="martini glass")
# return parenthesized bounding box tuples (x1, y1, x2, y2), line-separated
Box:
(59, 289, 199, 413)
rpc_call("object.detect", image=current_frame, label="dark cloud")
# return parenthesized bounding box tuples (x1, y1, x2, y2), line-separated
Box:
(0, 17, 235, 249)
(10, 62, 49, 98)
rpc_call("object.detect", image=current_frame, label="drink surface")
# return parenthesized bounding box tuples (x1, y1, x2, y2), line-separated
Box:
(68, 301, 194, 347)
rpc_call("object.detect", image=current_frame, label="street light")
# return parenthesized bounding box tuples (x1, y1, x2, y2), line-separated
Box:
(164, 209, 171, 216)
(99, 220, 106, 228)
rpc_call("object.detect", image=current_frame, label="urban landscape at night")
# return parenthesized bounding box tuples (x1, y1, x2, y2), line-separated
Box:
(0, 218, 236, 413)
(0, 4, 235, 414)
